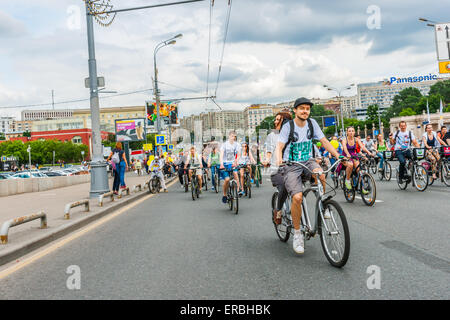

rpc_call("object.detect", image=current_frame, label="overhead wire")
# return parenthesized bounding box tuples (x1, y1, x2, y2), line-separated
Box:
(213, 0, 232, 98)
(205, 0, 214, 102)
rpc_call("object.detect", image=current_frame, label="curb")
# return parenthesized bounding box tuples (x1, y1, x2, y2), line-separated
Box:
(0, 176, 177, 267)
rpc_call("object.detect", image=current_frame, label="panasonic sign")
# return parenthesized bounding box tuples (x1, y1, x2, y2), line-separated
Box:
(389, 74, 438, 84)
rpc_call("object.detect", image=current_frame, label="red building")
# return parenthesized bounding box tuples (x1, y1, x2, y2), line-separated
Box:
(9, 129, 112, 160)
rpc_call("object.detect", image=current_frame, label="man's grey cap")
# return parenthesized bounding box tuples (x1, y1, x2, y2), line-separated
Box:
(293, 97, 313, 108)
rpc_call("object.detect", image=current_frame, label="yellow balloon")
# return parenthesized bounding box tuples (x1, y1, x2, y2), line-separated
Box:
(331, 140, 339, 149)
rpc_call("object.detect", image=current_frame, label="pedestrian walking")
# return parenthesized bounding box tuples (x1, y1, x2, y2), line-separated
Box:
(106, 142, 129, 194)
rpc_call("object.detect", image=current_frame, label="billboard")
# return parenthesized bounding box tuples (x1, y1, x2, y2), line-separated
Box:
(146, 101, 179, 127)
(115, 118, 146, 142)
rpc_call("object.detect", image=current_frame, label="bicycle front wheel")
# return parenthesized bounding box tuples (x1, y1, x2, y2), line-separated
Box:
(191, 179, 196, 201)
(232, 181, 239, 215)
(272, 192, 291, 242)
(384, 162, 392, 181)
(413, 165, 428, 192)
(360, 173, 376, 207)
(396, 168, 408, 190)
(319, 199, 350, 268)
(442, 160, 450, 187)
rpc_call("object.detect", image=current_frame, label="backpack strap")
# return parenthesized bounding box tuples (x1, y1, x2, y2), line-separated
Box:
(409, 131, 412, 146)
(307, 118, 315, 158)
(281, 120, 295, 160)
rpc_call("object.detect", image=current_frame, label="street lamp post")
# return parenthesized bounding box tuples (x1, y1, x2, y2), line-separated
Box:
(154, 34, 183, 134)
(27, 145, 31, 176)
(85, 2, 109, 198)
(323, 84, 355, 137)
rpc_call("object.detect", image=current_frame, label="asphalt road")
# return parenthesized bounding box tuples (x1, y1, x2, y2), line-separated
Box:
(1, 173, 449, 300)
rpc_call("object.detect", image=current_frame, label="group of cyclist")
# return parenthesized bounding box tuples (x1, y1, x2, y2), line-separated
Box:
(149, 96, 448, 257)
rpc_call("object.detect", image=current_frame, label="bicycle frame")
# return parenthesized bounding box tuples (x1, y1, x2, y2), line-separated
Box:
(282, 160, 343, 239)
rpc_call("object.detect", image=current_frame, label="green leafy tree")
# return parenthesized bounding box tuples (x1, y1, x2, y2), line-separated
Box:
(385, 87, 422, 120)
(256, 115, 275, 134)
(366, 104, 380, 124)
(414, 94, 445, 115)
(399, 108, 416, 117)
(23, 131, 31, 138)
(429, 79, 450, 103)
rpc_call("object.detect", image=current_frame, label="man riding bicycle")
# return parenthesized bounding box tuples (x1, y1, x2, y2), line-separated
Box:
(238, 141, 255, 196)
(276, 97, 342, 255)
(220, 131, 241, 204)
(389, 120, 421, 184)
(149, 155, 168, 192)
(185, 146, 204, 192)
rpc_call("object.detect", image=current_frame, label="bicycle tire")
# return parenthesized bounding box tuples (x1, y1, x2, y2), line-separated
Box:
(272, 192, 291, 242)
(370, 160, 377, 175)
(413, 164, 428, 192)
(191, 178, 196, 201)
(377, 166, 384, 181)
(360, 173, 376, 207)
(319, 199, 350, 268)
(343, 176, 355, 203)
(384, 162, 392, 181)
(184, 174, 189, 193)
(203, 173, 208, 191)
(232, 181, 239, 215)
(248, 179, 252, 199)
(396, 168, 408, 190)
(442, 161, 450, 187)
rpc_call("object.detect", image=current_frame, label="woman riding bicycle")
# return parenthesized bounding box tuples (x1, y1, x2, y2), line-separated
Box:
(238, 142, 255, 196)
(342, 127, 375, 190)
(207, 145, 220, 191)
(374, 133, 388, 172)
(185, 146, 204, 192)
(422, 124, 441, 180)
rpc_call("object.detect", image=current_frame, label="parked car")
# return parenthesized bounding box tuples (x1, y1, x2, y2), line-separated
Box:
(39, 167, 53, 172)
(0, 172, 17, 179)
(54, 170, 72, 176)
(43, 171, 65, 177)
(12, 172, 46, 178)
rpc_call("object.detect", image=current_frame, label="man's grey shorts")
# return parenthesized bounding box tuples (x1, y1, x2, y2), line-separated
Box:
(281, 159, 321, 196)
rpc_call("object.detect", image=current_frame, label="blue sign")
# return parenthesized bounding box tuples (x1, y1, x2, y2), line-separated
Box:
(389, 74, 437, 84)
(324, 116, 336, 128)
(155, 135, 166, 146)
(374, 130, 379, 136)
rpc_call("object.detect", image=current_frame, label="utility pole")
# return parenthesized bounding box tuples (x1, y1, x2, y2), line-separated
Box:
(85, 1, 109, 198)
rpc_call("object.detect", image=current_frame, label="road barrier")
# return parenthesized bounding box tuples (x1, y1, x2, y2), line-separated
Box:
(118, 187, 130, 199)
(98, 191, 114, 207)
(0, 211, 47, 244)
(64, 199, 90, 219)
(133, 184, 142, 193)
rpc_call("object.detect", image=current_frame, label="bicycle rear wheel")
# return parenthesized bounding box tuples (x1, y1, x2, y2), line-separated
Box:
(360, 173, 376, 206)
(413, 165, 428, 192)
(396, 168, 408, 190)
(319, 199, 350, 268)
(343, 181, 355, 203)
(272, 192, 291, 242)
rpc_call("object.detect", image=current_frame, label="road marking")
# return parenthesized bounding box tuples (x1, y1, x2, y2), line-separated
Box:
(0, 179, 178, 281)
(355, 196, 384, 203)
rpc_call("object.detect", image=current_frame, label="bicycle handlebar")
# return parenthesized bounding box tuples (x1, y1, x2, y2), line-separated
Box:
(282, 158, 344, 176)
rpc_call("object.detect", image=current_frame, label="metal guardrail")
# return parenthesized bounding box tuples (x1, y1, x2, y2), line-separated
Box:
(118, 187, 130, 199)
(98, 191, 114, 207)
(64, 199, 90, 219)
(0, 211, 47, 244)
(133, 184, 142, 193)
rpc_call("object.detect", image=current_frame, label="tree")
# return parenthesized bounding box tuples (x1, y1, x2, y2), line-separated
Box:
(366, 104, 380, 124)
(385, 87, 422, 120)
(429, 79, 450, 103)
(399, 108, 416, 117)
(414, 94, 445, 114)
(256, 115, 275, 134)
(0, 134, 5, 141)
(23, 131, 31, 138)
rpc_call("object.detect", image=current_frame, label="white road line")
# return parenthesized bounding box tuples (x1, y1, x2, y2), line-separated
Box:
(0, 179, 178, 280)
(355, 196, 384, 203)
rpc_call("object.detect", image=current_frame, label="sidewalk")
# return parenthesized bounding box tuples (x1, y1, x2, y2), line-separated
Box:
(0, 171, 176, 265)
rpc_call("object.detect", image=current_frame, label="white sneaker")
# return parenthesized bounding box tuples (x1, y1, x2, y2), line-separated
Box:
(293, 232, 304, 254)
(323, 208, 331, 219)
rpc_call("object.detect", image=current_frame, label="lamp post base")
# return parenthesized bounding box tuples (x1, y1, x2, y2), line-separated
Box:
(89, 161, 110, 198)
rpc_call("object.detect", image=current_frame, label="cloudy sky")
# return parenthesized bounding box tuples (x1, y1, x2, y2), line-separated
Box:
(1, 0, 449, 120)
